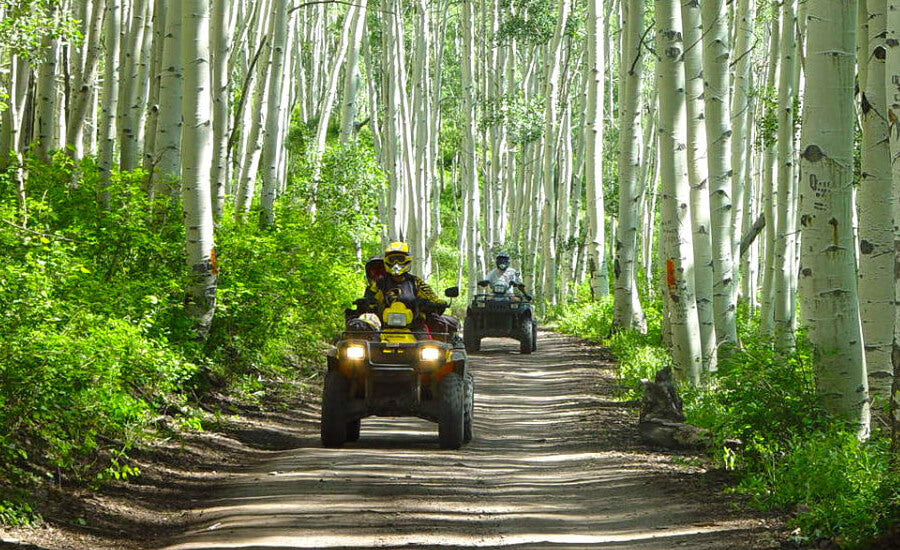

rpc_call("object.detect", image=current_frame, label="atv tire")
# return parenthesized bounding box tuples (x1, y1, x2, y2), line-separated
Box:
(463, 373, 474, 443)
(346, 419, 361, 442)
(321, 370, 349, 447)
(532, 321, 538, 351)
(463, 320, 480, 353)
(438, 373, 465, 449)
(520, 318, 534, 355)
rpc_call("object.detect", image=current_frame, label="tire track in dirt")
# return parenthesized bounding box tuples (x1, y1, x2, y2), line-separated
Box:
(160, 332, 782, 549)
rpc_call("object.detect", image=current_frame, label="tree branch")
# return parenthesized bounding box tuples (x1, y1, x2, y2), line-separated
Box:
(739, 213, 765, 257)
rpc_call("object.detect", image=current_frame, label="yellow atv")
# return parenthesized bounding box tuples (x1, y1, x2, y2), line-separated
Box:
(321, 288, 473, 449)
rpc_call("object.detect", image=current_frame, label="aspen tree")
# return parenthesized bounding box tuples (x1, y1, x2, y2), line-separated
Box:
(66, 1, 104, 159)
(883, 0, 900, 457)
(585, 0, 608, 301)
(339, 0, 367, 145)
(461, 0, 480, 298)
(180, 0, 216, 336)
(119, 0, 150, 170)
(210, 0, 235, 219)
(613, 0, 647, 332)
(657, 0, 703, 384)
(700, 0, 738, 351)
(799, 0, 870, 437)
(730, 0, 754, 269)
(772, 0, 798, 352)
(143, 0, 166, 176)
(310, 4, 360, 211)
(259, 0, 290, 226)
(682, 0, 716, 370)
(858, 0, 894, 406)
(758, 17, 781, 336)
(34, 7, 60, 158)
(98, 0, 122, 205)
(539, 0, 571, 306)
(151, 0, 183, 199)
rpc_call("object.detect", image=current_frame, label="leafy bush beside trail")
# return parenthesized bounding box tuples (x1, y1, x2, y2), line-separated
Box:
(551, 294, 900, 548)
(0, 151, 378, 513)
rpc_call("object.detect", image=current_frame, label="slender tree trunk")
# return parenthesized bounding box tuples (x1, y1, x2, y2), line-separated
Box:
(119, 0, 150, 170)
(99, 0, 122, 206)
(759, 17, 781, 337)
(210, 0, 235, 219)
(798, 0, 870, 437)
(259, 0, 290, 226)
(613, 0, 647, 332)
(151, 0, 184, 199)
(339, 0, 367, 145)
(859, 0, 894, 408)
(701, 0, 738, 352)
(180, 0, 217, 337)
(66, 1, 105, 159)
(585, 0, 609, 301)
(658, 0, 703, 384)
(682, 0, 716, 371)
(885, 0, 900, 467)
(461, 0, 479, 298)
(772, 0, 798, 352)
(539, 0, 571, 306)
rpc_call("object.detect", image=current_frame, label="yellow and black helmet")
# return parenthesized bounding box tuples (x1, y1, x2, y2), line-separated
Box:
(383, 241, 412, 276)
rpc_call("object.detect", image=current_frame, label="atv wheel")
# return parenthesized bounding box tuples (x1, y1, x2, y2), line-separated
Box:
(438, 373, 465, 449)
(346, 419, 361, 442)
(463, 373, 474, 443)
(321, 370, 349, 447)
(532, 321, 538, 351)
(520, 318, 534, 355)
(463, 320, 480, 353)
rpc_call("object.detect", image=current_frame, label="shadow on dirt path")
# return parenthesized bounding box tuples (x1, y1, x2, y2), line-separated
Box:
(158, 332, 786, 550)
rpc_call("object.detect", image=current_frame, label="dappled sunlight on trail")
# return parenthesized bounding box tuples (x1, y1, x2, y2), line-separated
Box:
(160, 332, 777, 549)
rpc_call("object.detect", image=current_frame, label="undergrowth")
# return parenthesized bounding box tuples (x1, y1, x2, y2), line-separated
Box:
(0, 148, 380, 524)
(551, 292, 900, 548)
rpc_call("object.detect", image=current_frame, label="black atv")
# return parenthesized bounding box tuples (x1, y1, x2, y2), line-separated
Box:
(463, 280, 537, 354)
(321, 288, 474, 449)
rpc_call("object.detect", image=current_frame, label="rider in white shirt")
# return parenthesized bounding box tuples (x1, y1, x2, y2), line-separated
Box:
(482, 253, 522, 297)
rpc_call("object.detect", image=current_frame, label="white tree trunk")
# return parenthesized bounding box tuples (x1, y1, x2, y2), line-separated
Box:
(66, 1, 105, 159)
(99, 0, 122, 205)
(151, 0, 184, 198)
(119, 0, 150, 171)
(859, 0, 894, 407)
(772, 0, 798, 352)
(585, 0, 608, 300)
(259, 0, 290, 226)
(658, 0, 703, 384)
(180, 0, 216, 336)
(339, 0, 367, 145)
(461, 0, 480, 297)
(885, 0, 900, 460)
(700, 0, 738, 351)
(613, 0, 646, 332)
(798, 0, 870, 437)
(210, 0, 235, 219)
(682, 0, 716, 371)
(539, 0, 571, 306)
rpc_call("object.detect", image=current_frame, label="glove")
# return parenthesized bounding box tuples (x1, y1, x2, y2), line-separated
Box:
(478, 280, 490, 287)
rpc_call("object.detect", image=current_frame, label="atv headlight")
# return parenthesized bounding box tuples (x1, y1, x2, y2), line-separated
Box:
(420, 346, 441, 361)
(345, 345, 366, 360)
(387, 312, 407, 327)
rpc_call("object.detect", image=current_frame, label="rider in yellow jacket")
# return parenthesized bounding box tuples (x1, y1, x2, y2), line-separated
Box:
(363, 241, 458, 336)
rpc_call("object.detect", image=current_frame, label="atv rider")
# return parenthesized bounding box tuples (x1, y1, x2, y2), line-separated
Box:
(362, 242, 460, 338)
(481, 252, 529, 298)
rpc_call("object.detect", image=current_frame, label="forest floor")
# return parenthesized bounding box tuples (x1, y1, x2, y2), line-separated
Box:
(1, 332, 795, 550)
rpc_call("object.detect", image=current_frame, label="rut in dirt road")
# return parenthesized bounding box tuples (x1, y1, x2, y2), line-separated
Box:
(161, 332, 780, 549)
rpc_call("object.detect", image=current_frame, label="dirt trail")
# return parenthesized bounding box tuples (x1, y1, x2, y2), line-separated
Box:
(159, 332, 785, 550)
